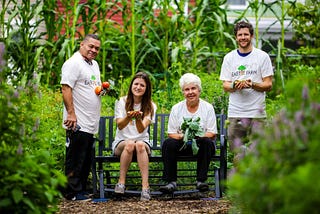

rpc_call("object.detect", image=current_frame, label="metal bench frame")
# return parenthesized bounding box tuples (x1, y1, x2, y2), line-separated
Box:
(92, 113, 227, 199)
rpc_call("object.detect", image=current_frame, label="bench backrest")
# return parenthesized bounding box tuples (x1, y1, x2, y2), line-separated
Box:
(97, 113, 227, 154)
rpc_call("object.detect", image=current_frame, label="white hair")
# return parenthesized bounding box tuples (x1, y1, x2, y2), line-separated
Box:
(179, 73, 202, 91)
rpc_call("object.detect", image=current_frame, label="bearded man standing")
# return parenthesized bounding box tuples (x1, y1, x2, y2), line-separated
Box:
(219, 21, 274, 165)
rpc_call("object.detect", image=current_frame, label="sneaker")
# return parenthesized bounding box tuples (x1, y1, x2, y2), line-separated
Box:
(114, 183, 125, 194)
(159, 182, 177, 193)
(80, 191, 93, 198)
(140, 188, 151, 201)
(196, 181, 209, 192)
(71, 193, 91, 202)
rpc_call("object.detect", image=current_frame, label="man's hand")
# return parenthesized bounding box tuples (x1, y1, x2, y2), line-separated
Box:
(64, 115, 77, 130)
(234, 79, 252, 89)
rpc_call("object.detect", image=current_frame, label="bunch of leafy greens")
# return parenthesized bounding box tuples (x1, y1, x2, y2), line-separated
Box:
(180, 117, 204, 154)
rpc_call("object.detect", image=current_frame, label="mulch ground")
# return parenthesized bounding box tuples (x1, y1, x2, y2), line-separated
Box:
(57, 194, 231, 214)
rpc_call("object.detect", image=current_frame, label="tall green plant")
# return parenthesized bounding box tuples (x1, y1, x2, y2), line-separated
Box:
(0, 0, 17, 40)
(91, 0, 121, 79)
(59, 0, 83, 59)
(4, 0, 44, 85)
(187, 0, 233, 71)
(130, 0, 136, 76)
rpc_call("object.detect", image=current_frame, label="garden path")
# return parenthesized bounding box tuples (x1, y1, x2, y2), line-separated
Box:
(57, 195, 231, 213)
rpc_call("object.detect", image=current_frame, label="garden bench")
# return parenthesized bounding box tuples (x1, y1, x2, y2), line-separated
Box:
(91, 113, 227, 199)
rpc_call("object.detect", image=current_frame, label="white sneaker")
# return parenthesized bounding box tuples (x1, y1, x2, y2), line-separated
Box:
(140, 188, 151, 201)
(114, 183, 125, 194)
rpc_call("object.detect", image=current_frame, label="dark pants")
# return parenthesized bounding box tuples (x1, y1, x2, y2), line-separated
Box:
(161, 137, 215, 182)
(64, 130, 94, 197)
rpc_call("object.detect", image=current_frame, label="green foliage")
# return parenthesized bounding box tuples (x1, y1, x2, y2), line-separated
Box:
(0, 48, 65, 212)
(288, 1, 320, 47)
(180, 117, 204, 154)
(29, 87, 66, 171)
(0, 149, 66, 214)
(198, 72, 228, 114)
(227, 73, 320, 213)
(2, 0, 45, 85)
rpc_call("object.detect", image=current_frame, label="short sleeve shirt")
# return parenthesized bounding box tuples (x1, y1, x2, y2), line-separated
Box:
(168, 99, 217, 135)
(219, 47, 274, 118)
(112, 96, 157, 152)
(60, 51, 101, 134)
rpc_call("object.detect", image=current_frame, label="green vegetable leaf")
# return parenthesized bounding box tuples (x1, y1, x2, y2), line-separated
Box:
(180, 117, 204, 154)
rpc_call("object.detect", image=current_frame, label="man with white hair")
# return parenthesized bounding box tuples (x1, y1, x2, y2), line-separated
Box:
(159, 73, 218, 193)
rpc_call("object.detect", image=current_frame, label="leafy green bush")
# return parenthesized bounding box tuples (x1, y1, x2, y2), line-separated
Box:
(227, 73, 320, 213)
(288, 1, 320, 47)
(0, 149, 66, 214)
(0, 52, 66, 212)
(29, 87, 66, 171)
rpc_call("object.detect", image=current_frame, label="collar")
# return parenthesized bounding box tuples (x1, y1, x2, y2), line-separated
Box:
(237, 49, 252, 57)
(84, 58, 93, 65)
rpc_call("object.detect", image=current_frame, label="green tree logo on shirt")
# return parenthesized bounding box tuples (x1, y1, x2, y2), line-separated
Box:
(238, 65, 246, 75)
(91, 75, 96, 81)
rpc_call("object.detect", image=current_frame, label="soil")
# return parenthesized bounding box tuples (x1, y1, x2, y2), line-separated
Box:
(57, 194, 231, 214)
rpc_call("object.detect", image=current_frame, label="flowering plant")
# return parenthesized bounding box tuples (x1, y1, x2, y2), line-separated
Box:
(180, 117, 204, 154)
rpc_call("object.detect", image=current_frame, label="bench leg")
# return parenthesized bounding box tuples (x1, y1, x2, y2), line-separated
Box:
(214, 168, 221, 198)
(97, 161, 105, 199)
(99, 169, 105, 199)
(92, 162, 97, 195)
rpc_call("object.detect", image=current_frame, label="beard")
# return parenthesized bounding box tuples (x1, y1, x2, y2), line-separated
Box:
(238, 39, 252, 50)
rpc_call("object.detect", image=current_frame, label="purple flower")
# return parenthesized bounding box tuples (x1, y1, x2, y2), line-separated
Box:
(33, 84, 38, 92)
(17, 143, 23, 155)
(248, 140, 257, 152)
(33, 72, 38, 79)
(295, 111, 304, 123)
(311, 103, 320, 112)
(13, 90, 19, 98)
(228, 167, 237, 178)
(302, 86, 309, 101)
(232, 137, 243, 149)
(32, 118, 40, 132)
(240, 118, 251, 128)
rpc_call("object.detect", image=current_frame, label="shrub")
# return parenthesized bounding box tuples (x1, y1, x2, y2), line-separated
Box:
(0, 47, 66, 213)
(0, 149, 66, 214)
(227, 75, 320, 213)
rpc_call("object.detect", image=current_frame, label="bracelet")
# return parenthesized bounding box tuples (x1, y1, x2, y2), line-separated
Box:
(230, 82, 234, 89)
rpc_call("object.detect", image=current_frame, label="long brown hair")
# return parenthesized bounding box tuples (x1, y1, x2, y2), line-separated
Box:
(125, 72, 154, 119)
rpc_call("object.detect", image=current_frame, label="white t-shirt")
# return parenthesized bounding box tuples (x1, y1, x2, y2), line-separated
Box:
(60, 51, 101, 134)
(219, 47, 274, 118)
(168, 99, 217, 135)
(112, 96, 157, 152)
